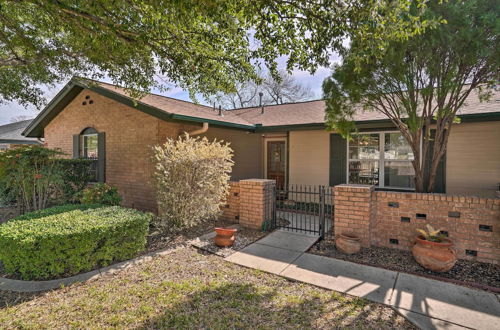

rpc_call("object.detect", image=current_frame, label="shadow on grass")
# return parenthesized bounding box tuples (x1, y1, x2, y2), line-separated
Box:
(139, 282, 406, 329)
(0, 290, 45, 309)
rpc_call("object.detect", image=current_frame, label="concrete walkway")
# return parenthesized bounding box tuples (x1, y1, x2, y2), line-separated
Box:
(225, 230, 500, 330)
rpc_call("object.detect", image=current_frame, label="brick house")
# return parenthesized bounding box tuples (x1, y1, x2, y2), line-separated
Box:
(22, 78, 500, 212)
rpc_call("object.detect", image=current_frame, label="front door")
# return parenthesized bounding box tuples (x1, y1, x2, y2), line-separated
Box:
(267, 141, 286, 189)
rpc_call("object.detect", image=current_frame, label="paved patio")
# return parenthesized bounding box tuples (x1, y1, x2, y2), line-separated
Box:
(225, 230, 500, 330)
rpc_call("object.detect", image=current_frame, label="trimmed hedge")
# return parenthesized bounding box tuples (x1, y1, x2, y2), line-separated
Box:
(12, 204, 104, 221)
(0, 205, 151, 280)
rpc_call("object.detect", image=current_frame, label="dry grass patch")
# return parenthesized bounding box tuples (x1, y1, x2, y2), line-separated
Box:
(0, 247, 414, 329)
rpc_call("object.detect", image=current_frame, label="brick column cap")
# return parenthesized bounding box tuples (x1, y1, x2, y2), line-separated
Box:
(334, 184, 375, 191)
(240, 179, 276, 186)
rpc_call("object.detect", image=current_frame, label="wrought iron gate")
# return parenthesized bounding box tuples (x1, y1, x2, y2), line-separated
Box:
(264, 185, 334, 238)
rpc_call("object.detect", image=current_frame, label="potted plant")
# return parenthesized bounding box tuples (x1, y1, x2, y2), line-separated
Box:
(412, 225, 456, 272)
(214, 227, 237, 247)
(335, 232, 361, 254)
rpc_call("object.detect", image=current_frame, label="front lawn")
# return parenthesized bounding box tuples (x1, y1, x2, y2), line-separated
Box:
(0, 247, 413, 329)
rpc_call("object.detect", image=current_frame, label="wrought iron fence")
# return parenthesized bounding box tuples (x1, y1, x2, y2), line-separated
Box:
(264, 184, 334, 238)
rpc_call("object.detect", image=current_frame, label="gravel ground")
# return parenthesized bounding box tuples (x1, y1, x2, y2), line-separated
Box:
(0, 247, 414, 329)
(190, 226, 267, 257)
(311, 239, 500, 291)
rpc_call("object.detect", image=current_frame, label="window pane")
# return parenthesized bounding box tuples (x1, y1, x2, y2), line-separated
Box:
(349, 134, 380, 160)
(349, 161, 379, 185)
(384, 161, 415, 188)
(384, 133, 414, 160)
(86, 135, 98, 159)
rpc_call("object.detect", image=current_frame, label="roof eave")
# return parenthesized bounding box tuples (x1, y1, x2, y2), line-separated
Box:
(23, 78, 256, 137)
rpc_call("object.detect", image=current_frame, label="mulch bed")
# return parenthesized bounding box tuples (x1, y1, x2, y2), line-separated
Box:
(190, 225, 267, 257)
(311, 239, 500, 292)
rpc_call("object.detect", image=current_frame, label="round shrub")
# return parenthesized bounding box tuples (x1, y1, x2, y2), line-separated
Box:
(80, 183, 122, 206)
(0, 205, 151, 280)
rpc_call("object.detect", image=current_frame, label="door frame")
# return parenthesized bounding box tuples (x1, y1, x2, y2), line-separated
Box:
(264, 137, 288, 187)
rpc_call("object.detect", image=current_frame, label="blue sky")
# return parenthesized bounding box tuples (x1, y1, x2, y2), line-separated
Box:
(0, 57, 335, 125)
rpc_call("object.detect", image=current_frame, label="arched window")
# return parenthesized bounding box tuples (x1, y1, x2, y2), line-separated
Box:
(73, 127, 105, 182)
(80, 127, 98, 159)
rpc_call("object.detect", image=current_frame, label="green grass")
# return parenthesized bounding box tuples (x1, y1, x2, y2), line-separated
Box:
(0, 248, 412, 329)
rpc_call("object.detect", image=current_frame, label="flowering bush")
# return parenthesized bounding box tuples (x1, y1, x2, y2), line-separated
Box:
(0, 146, 64, 212)
(80, 183, 122, 206)
(153, 133, 233, 229)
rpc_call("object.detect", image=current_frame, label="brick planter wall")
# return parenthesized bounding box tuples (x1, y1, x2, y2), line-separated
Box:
(334, 184, 500, 264)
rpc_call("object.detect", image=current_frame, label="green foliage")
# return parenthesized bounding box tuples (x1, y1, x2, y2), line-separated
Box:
(323, 0, 499, 192)
(0, 205, 151, 280)
(55, 158, 96, 203)
(0, 0, 434, 107)
(12, 203, 103, 221)
(153, 133, 233, 229)
(0, 146, 65, 211)
(80, 183, 122, 206)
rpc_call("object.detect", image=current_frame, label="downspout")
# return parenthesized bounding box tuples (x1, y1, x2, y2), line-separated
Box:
(187, 122, 209, 136)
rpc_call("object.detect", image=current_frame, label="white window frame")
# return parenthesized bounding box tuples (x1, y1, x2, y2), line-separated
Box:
(80, 133, 98, 159)
(346, 131, 416, 190)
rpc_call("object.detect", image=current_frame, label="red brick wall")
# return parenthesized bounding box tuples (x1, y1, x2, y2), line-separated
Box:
(334, 185, 500, 264)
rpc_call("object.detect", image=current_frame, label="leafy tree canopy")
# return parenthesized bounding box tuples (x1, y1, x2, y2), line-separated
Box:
(323, 0, 500, 192)
(0, 0, 433, 108)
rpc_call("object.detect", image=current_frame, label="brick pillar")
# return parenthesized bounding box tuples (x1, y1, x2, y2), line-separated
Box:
(239, 179, 275, 229)
(221, 182, 240, 223)
(334, 184, 375, 247)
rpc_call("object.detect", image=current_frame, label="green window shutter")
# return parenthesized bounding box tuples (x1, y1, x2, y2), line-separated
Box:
(330, 134, 347, 186)
(424, 130, 446, 193)
(97, 132, 106, 183)
(72, 134, 80, 159)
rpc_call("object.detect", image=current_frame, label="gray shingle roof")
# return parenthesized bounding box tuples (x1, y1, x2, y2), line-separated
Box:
(96, 82, 500, 127)
(0, 120, 41, 144)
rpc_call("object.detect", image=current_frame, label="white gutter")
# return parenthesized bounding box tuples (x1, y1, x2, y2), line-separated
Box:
(187, 122, 209, 136)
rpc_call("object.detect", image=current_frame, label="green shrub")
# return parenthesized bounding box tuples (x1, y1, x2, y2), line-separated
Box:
(0, 146, 64, 212)
(0, 205, 151, 280)
(12, 203, 104, 221)
(55, 158, 96, 203)
(80, 183, 122, 206)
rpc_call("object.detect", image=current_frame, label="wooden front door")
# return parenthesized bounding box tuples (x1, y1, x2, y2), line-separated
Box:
(267, 141, 286, 189)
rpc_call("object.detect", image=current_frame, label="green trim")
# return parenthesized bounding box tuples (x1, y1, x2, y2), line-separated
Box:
(23, 76, 500, 138)
(79, 80, 256, 130)
(0, 139, 41, 145)
(256, 123, 326, 132)
(23, 81, 83, 137)
(458, 112, 500, 122)
(24, 78, 256, 138)
(170, 114, 255, 130)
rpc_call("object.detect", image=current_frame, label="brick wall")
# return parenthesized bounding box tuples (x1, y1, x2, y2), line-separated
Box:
(45, 90, 194, 211)
(238, 179, 275, 229)
(334, 184, 500, 264)
(221, 182, 240, 223)
(333, 185, 375, 247)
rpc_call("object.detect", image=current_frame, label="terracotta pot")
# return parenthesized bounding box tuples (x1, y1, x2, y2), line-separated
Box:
(412, 236, 457, 272)
(214, 227, 237, 247)
(335, 233, 361, 254)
